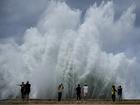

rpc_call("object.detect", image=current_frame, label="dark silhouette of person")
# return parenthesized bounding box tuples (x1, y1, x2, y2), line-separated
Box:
(18, 82, 25, 100)
(76, 84, 81, 101)
(58, 83, 64, 101)
(112, 85, 117, 102)
(117, 85, 122, 101)
(25, 81, 31, 101)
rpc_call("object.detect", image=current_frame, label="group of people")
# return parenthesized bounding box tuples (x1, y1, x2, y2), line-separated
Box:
(57, 83, 88, 101)
(57, 83, 122, 102)
(18, 81, 31, 101)
(112, 85, 122, 102)
(76, 84, 88, 101)
(18, 82, 122, 102)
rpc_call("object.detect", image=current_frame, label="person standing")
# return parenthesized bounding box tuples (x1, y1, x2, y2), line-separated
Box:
(112, 85, 117, 102)
(58, 83, 64, 101)
(76, 84, 81, 101)
(25, 81, 31, 101)
(83, 83, 88, 100)
(18, 82, 25, 101)
(117, 85, 122, 101)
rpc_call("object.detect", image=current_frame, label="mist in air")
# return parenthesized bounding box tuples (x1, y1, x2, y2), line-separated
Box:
(0, 1, 140, 99)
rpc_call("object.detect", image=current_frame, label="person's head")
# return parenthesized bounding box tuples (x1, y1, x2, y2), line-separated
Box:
(78, 84, 80, 87)
(112, 85, 115, 88)
(22, 82, 24, 84)
(26, 81, 29, 84)
(58, 84, 62, 89)
(84, 83, 87, 86)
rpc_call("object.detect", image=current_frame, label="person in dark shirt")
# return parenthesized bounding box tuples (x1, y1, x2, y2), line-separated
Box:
(18, 82, 25, 100)
(76, 84, 81, 101)
(117, 85, 122, 101)
(25, 81, 31, 101)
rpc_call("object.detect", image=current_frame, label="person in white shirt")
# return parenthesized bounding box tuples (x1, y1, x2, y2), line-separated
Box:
(83, 83, 88, 100)
(58, 83, 64, 101)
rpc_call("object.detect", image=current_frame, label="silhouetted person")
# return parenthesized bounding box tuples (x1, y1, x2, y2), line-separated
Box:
(117, 85, 122, 101)
(112, 85, 117, 102)
(58, 83, 64, 101)
(76, 84, 81, 101)
(83, 83, 88, 100)
(18, 82, 25, 100)
(25, 81, 31, 101)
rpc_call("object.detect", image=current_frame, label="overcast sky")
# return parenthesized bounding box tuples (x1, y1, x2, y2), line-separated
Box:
(0, 0, 140, 39)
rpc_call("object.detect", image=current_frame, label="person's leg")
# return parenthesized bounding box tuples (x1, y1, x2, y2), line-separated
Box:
(112, 95, 115, 102)
(114, 95, 116, 102)
(58, 92, 61, 101)
(21, 91, 25, 101)
(24, 92, 27, 101)
(83, 92, 85, 100)
(84, 93, 87, 100)
(27, 93, 30, 101)
(120, 94, 122, 101)
(21, 92, 24, 99)
(79, 94, 81, 100)
(119, 95, 121, 101)
(113, 96, 115, 102)
(58, 93, 60, 101)
(77, 94, 80, 100)
(60, 92, 62, 101)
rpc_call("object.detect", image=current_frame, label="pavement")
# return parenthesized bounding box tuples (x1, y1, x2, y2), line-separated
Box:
(1, 99, 140, 105)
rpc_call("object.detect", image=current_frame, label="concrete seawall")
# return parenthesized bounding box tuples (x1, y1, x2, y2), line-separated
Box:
(1, 99, 140, 105)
